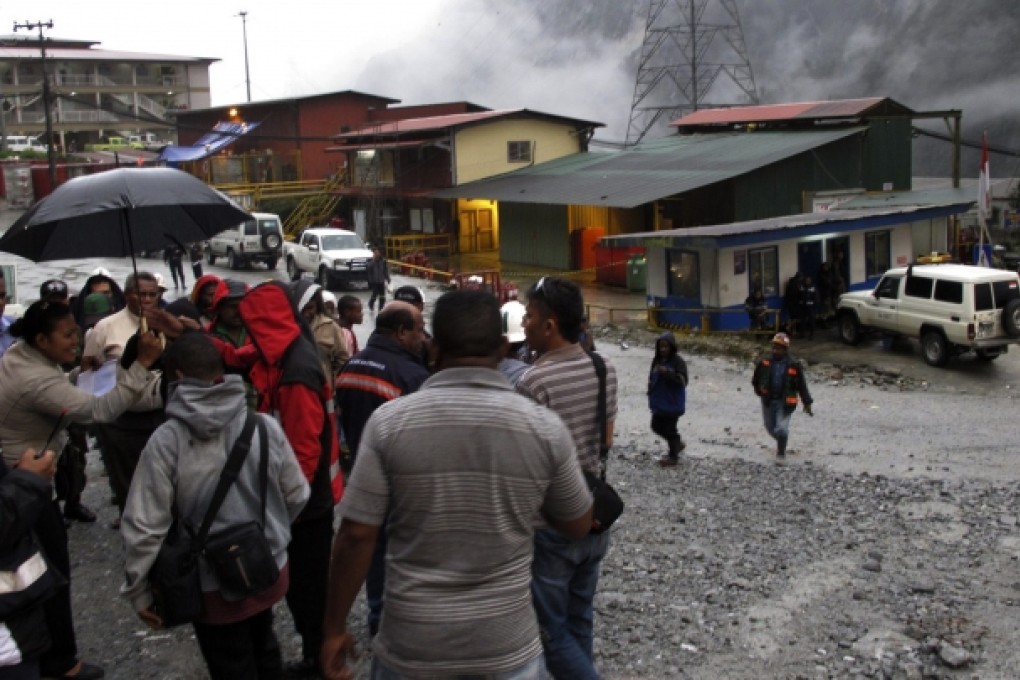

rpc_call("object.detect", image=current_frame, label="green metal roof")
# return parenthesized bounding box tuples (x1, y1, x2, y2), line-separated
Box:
(431, 127, 866, 209)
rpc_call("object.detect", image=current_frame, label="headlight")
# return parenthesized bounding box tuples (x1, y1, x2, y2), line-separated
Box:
(334, 259, 347, 269)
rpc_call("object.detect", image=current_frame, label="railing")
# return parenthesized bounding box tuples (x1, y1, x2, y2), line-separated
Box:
(212, 179, 330, 205)
(383, 234, 452, 261)
(57, 110, 121, 123)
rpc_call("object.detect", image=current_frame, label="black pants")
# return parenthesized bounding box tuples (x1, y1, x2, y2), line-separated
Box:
(285, 510, 335, 661)
(167, 260, 186, 289)
(94, 421, 158, 514)
(0, 660, 39, 680)
(651, 413, 682, 450)
(367, 283, 386, 311)
(193, 608, 282, 680)
(36, 501, 78, 677)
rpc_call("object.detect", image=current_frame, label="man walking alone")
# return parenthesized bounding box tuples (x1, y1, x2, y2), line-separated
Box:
(751, 332, 813, 458)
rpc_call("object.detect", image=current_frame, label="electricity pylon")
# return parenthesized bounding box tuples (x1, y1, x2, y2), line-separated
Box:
(626, 0, 759, 146)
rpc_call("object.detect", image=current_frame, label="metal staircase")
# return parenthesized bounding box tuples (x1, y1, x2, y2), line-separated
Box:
(282, 171, 348, 236)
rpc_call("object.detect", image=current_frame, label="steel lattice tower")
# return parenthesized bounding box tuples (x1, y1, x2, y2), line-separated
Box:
(626, 0, 759, 146)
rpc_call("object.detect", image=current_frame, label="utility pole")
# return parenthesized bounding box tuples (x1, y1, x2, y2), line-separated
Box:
(626, 0, 758, 146)
(13, 19, 56, 187)
(237, 11, 251, 102)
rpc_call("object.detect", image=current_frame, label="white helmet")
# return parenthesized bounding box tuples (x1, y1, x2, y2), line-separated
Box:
(501, 300, 527, 343)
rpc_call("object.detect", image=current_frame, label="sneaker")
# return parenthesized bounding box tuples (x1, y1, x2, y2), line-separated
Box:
(657, 456, 679, 467)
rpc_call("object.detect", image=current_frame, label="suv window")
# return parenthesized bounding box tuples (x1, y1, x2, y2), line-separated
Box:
(992, 279, 1020, 308)
(875, 275, 901, 299)
(258, 219, 279, 234)
(933, 279, 963, 304)
(974, 282, 994, 311)
(904, 276, 933, 298)
(243, 220, 258, 236)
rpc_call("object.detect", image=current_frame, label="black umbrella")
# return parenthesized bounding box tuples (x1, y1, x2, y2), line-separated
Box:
(0, 167, 251, 276)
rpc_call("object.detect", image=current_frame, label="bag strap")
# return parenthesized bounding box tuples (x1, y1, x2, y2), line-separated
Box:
(588, 351, 609, 482)
(257, 415, 268, 527)
(194, 412, 257, 546)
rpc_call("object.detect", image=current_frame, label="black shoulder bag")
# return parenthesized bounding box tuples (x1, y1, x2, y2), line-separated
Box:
(586, 352, 624, 534)
(150, 414, 278, 625)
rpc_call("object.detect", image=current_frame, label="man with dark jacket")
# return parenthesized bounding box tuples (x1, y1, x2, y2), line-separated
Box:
(648, 331, 688, 467)
(365, 247, 390, 313)
(335, 301, 429, 637)
(751, 332, 813, 459)
(238, 281, 343, 677)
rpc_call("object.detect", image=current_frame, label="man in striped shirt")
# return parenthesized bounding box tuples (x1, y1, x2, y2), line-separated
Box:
(516, 276, 619, 680)
(321, 290, 592, 679)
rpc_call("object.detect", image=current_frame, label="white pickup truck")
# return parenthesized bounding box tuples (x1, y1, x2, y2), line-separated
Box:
(284, 227, 374, 290)
(128, 133, 171, 150)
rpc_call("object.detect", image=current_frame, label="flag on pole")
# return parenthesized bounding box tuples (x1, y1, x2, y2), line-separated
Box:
(975, 131, 993, 266)
(978, 131, 992, 225)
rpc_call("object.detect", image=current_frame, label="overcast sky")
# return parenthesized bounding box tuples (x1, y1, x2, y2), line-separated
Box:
(14, 0, 1020, 175)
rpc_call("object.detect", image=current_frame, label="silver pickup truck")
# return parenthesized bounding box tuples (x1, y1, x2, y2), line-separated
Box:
(284, 227, 374, 290)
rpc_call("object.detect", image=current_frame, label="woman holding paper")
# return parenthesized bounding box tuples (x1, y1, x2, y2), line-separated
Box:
(0, 300, 163, 680)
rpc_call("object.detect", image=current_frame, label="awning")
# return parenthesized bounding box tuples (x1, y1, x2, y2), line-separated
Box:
(600, 202, 974, 249)
(160, 121, 262, 164)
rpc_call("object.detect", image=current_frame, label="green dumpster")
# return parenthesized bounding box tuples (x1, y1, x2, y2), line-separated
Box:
(626, 255, 647, 292)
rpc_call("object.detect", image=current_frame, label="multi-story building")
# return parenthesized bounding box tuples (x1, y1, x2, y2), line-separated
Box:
(0, 34, 215, 150)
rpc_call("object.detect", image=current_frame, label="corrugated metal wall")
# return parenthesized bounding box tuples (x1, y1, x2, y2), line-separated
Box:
(862, 118, 911, 190)
(500, 202, 570, 269)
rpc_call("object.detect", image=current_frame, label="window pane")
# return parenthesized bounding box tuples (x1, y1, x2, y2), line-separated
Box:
(865, 231, 890, 278)
(748, 247, 778, 296)
(992, 279, 1020, 308)
(933, 279, 963, 304)
(875, 275, 901, 299)
(667, 250, 700, 299)
(904, 276, 933, 298)
(974, 282, 993, 311)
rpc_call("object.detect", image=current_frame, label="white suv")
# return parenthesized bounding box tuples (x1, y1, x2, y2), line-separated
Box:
(206, 212, 284, 270)
(836, 264, 1020, 366)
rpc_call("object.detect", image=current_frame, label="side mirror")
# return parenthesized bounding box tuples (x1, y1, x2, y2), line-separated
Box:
(308, 243, 319, 252)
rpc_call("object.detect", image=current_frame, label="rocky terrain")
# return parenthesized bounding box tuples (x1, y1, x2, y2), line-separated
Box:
(65, 324, 1020, 679)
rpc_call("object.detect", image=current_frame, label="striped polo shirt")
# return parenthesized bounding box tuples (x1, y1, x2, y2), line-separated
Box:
(340, 367, 592, 676)
(516, 343, 619, 476)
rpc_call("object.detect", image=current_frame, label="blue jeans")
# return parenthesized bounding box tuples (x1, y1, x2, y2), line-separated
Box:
(371, 654, 545, 680)
(761, 399, 793, 441)
(531, 528, 610, 680)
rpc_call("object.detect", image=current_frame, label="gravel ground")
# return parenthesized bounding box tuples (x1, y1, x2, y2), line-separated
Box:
(65, 324, 1020, 679)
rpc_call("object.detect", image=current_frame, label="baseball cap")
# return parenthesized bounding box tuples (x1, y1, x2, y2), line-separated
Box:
(392, 285, 424, 307)
(153, 273, 168, 292)
(772, 332, 791, 347)
(39, 279, 69, 300)
(81, 292, 114, 327)
(212, 279, 249, 309)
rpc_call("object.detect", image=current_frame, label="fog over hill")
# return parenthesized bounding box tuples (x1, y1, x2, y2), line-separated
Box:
(353, 0, 1020, 178)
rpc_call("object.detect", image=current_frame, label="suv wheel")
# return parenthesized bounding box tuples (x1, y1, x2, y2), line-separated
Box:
(1003, 299, 1020, 337)
(921, 330, 950, 367)
(318, 266, 331, 290)
(206, 247, 216, 265)
(838, 312, 862, 345)
(287, 258, 300, 281)
(263, 232, 282, 250)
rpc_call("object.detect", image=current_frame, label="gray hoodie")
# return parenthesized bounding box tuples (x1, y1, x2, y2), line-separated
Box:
(120, 374, 309, 613)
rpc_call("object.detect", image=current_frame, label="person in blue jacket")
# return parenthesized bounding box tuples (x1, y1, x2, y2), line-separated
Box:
(648, 332, 688, 467)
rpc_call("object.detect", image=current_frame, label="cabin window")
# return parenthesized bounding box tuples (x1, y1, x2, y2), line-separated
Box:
(667, 250, 699, 300)
(865, 230, 891, 278)
(507, 141, 531, 163)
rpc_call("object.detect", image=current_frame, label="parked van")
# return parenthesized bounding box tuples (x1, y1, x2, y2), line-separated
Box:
(3, 136, 47, 153)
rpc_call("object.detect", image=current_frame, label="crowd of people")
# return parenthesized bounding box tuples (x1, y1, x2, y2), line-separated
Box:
(0, 260, 813, 679)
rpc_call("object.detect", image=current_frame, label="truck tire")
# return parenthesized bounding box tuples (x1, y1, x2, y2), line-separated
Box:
(227, 249, 241, 270)
(921, 330, 950, 367)
(206, 247, 216, 265)
(287, 257, 301, 282)
(837, 312, 862, 345)
(318, 266, 331, 290)
(1002, 299, 1020, 337)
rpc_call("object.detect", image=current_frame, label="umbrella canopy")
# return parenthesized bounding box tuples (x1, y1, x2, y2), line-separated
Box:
(0, 167, 251, 262)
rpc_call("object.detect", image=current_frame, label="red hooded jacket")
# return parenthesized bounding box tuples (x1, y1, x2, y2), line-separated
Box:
(239, 282, 342, 516)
